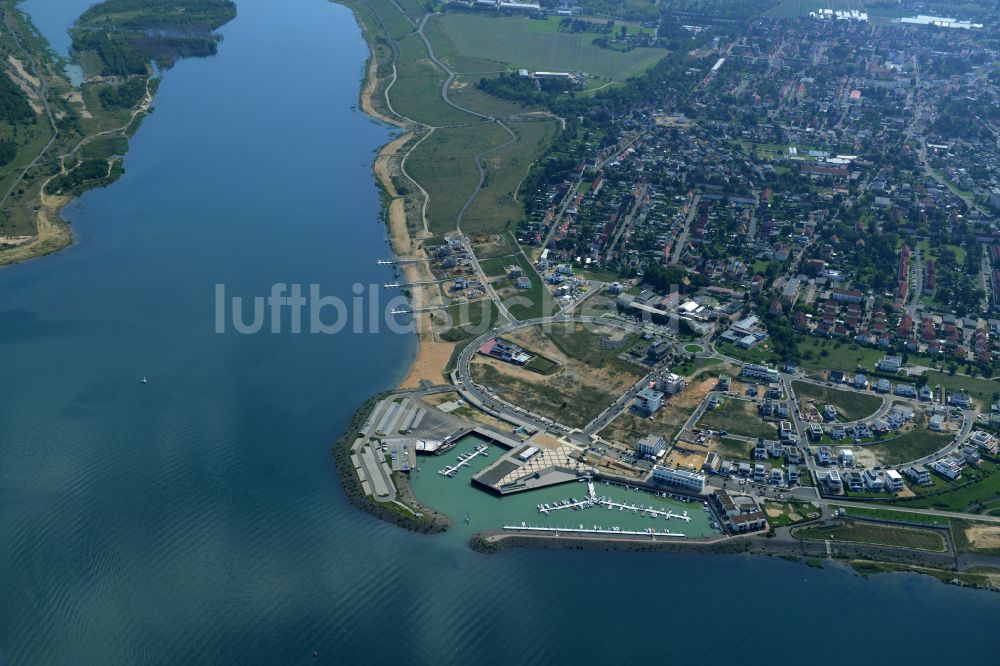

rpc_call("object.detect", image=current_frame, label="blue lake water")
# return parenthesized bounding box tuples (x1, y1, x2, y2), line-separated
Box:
(17, 0, 94, 84)
(2, 1, 1000, 664)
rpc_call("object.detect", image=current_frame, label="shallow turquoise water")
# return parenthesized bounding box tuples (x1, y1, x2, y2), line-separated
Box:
(410, 434, 717, 542)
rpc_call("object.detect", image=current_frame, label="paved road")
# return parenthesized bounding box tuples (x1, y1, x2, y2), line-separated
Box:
(582, 368, 660, 437)
(670, 194, 700, 264)
(906, 244, 923, 319)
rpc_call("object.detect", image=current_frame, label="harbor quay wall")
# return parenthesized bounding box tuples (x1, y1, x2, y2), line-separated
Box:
(470, 529, 962, 571)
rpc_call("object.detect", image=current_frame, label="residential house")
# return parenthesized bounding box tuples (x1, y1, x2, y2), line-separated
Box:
(863, 469, 885, 492)
(636, 435, 666, 458)
(905, 464, 932, 486)
(883, 469, 904, 492)
(635, 388, 665, 416)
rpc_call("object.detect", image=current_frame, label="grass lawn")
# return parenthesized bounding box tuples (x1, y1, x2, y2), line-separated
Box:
(525, 354, 560, 374)
(433, 14, 667, 81)
(406, 122, 512, 235)
(760, 500, 821, 528)
(462, 120, 560, 236)
(922, 370, 1000, 405)
(716, 437, 753, 460)
(388, 34, 476, 126)
(697, 399, 777, 439)
(684, 344, 703, 353)
(793, 522, 946, 551)
(791, 381, 882, 421)
(902, 470, 1000, 512)
(864, 427, 953, 466)
(433, 299, 499, 342)
(498, 250, 554, 320)
(673, 356, 721, 377)
(833, 505, 951, 527)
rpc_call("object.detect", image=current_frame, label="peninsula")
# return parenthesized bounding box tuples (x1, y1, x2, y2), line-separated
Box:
(0, 0, 236, 266)
(339, 0, 1000, 591)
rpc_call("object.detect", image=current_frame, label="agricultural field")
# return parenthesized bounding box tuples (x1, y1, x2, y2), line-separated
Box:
(432, 14, 667, 81)
(793, 522, 947, 552)
(791, 381, 883, 421)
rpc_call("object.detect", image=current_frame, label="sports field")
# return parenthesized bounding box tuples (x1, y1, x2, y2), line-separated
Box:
(432, 14, 667, 80)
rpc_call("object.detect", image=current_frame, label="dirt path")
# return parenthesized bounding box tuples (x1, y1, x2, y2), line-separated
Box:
(360, 57, 406, 128)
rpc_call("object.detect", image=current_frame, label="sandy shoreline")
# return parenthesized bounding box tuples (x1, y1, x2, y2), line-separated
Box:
(358, 41, 455, 389)
(0, 192, 73, 267)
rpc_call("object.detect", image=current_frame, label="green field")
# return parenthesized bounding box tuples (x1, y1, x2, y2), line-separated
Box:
(697, 399, 777, 439)
(672, 356, 722, 377)
(405, 123, 512, 234)
(493, 250, 554, 320)
(903, 469, 1000, 512)
(716, 437, 753, 460)
(760, 500, 821, 528)
(525, 354, 560, 375)
(448, 73, 544, 117)
(546, 322, 641, 369)
(834, 505, 951, 527)
(461, 120, 559, 236)
(791, 381, 882, 421)
(433, 14, 667, 80)
(865, 427, 953, 466)
(388, 34, 474, 126)
(922, 370, 1000, 404)
(433, 299, 499, 343)
(721, 336, 893, 379)
(794, 522, 946, 552)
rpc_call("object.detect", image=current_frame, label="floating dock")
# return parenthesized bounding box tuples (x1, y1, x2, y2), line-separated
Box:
(538, 498, 691, 522)
(438, 444, 489, 477)
(503, 524, 686, 538)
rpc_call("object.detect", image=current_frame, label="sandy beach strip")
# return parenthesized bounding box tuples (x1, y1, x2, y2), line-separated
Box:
(365, 84, 455, 388)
